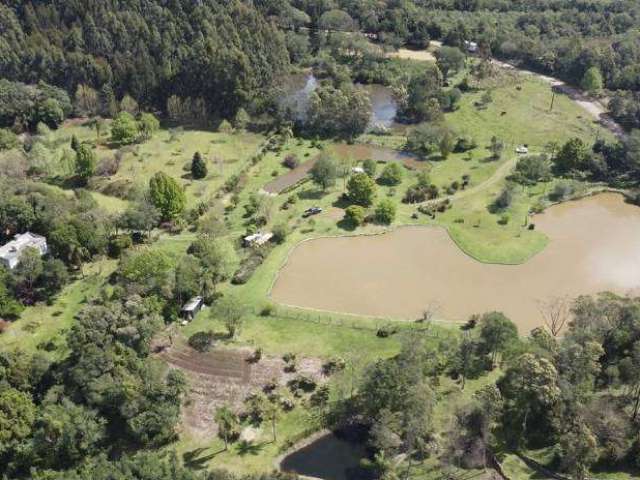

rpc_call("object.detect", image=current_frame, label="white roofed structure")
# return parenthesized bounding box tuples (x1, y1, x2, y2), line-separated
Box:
(0, 232, 47, 270)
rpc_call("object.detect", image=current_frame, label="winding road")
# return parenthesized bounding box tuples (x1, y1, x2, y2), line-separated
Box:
(422, 155, 518, 207)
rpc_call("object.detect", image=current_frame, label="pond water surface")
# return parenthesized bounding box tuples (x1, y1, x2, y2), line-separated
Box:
(282, 74, 397, 128)
(280, 432, 368, 480)
(271, 193, 640, 332)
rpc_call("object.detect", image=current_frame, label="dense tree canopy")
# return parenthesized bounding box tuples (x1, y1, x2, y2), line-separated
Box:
(0, 1, 289, 119)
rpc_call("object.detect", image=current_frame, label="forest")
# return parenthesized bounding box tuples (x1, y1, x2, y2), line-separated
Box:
(2, 0, 640, 128)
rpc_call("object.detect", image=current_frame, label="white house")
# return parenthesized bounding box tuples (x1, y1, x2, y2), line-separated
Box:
(515, 145, 529, 154)
(181, 296, 204, 321)
(464, 40, 478, 53)
(243, 232, 274, 247)
(0, 232, 48, 270)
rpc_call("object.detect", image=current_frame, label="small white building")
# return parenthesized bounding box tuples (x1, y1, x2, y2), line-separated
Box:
(181, 296, 204, 320)
(515, 145, 529, 154)
(464, 41, 478, 53)
(352, 166, 365, 174)
(243, 232, 274, 248)
(0, 232, 47, 270)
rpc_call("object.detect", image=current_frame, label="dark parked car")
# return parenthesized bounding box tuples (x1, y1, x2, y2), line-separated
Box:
(302, 207, 323, 218)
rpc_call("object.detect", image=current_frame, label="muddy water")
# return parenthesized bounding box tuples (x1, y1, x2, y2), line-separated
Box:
(330, 144, 424, 169)
(271, 193, 640, 332)
(282, 74, 397, 128)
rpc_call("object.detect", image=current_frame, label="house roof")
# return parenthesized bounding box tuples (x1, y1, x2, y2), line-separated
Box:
(182, 296, 203, 312)
(0, 232, 46, 265)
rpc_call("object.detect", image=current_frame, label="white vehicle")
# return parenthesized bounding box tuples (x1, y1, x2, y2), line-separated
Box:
(515, 145, 529, 154)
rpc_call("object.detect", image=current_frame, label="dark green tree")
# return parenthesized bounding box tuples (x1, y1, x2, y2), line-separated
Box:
(191, 152, 208, 179)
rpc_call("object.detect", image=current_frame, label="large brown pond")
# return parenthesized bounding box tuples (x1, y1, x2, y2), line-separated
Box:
(271, 193, 640, 332)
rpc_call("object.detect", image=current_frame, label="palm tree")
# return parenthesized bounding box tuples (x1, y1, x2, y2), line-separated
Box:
(214, 405, 238, 450)
(264, 400, 281, 443)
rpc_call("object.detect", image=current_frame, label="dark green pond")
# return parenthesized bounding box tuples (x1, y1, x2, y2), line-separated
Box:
(280, 432, 368, 480)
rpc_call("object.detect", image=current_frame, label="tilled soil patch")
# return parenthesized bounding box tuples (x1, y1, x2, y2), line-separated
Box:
(158, 344, 324, 440)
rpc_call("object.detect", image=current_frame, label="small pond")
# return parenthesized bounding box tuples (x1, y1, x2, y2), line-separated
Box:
(271, 193, 640, 332)
(280, 432, 368, 480)
(281, 74, 397, 128)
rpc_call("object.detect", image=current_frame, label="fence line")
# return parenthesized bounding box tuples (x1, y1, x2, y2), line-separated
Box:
(268, 306, 441, 337)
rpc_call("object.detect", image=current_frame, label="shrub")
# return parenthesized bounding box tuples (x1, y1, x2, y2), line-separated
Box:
(374, 199, 397, 224)
(283, 154, 300, 169)
(493, 184, 515, 210)
(378, 162, 404, 186)
(250, 347, 263, 363)
(188, 331, 214, 352)
(344, 205, 366, 226)
(111, 112, 139, 144)
(108, 234, 133, 258)
(455, 135, 477, 153)
(0, 129, 19, 150)
(377, 324, 399, 337)
(218, 119, 233, 133)
(272, 222, 289, 244)
(322, 357, 346, 375)
(260, 303, 275, 316)
(403, 172, 439, 203)
(281, 194, 298, 210)
(288, 375, 317, 393)
(362, 158, 377, 177)
(245, 392, 269, 422)
(310, 385, 330, 407)
(498, 214, 510, 225)
(549, 182, 575, 201)
(283, 352, 297, 372)
(223, 174, 241, 193)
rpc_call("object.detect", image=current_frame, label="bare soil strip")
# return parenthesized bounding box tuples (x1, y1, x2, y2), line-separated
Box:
(263, 157, 318, 194)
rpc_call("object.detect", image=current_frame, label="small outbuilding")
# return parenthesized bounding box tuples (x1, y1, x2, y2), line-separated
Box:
(464, 40, 478, 53)
(0, 232, 48, 270)
(515, 145, 529, 154)
(181, 296, 204, 320)
(243, 232, 274, 248)
(352, 166, 365, 174)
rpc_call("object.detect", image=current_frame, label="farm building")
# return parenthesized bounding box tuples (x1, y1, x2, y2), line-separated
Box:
(0, 232, 48, 270)
(181, 296, 204, 320)
(464, 40, 478, 53)
(243, 232, 274, 247)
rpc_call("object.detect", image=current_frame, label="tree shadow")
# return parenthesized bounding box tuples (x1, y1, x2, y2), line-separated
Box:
(235, 440, 266, 456)
(331, 196, 351, 209)
(183, 447, 225, 470)
(297, 189, 325, 200)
